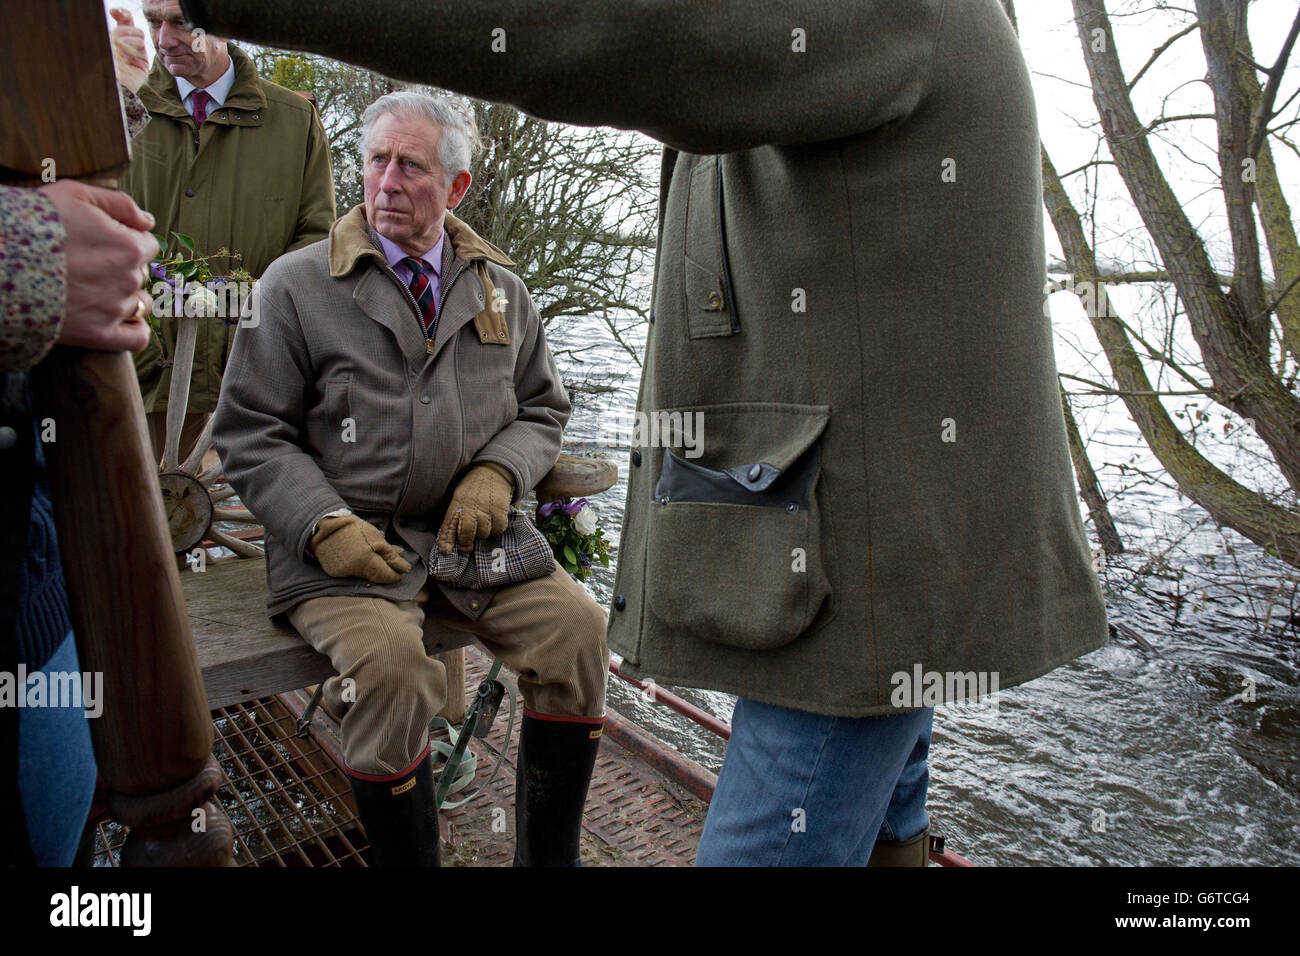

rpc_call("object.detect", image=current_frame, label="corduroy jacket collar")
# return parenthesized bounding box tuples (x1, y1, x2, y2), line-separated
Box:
(328, 204, 513, 279)
(328, 204, 516, 348)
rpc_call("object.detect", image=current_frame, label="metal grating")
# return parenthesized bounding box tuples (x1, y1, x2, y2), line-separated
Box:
(94, 649, 708, 867)
(94, 697, 373, 866)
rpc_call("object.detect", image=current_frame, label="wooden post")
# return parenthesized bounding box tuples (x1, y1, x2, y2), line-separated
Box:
(3, 0, 233, 865)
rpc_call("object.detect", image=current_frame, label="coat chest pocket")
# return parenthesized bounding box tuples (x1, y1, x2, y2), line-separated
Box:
(682, 156, 739, 339)
(644, 402, 834, 650)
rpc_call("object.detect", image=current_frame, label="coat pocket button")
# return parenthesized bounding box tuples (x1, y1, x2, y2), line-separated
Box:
(613, 595, 626, 612)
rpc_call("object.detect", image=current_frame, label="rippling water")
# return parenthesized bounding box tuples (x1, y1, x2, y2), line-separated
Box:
(550, 301, 1300, 867)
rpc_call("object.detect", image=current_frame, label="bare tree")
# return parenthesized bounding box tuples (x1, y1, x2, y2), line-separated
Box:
(1004, 0, 1300, 567)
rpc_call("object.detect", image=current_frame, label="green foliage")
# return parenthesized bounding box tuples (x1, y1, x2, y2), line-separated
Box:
(536, 500, 612, 582)
(263, 54, 320, 95)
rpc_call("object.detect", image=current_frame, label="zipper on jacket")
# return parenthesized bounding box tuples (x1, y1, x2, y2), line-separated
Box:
(715, 155, 741, 335)
(378, 255, 469, 353)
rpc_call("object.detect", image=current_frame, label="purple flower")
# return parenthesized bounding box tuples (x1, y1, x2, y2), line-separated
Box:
(538, 498, 565, 518)
(149, 262, 167, 280)
(580, 553, 592, 567)
(562, 497, 591, 517)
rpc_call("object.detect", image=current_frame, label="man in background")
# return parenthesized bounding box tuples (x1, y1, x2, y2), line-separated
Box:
(117, 1, 334, 460)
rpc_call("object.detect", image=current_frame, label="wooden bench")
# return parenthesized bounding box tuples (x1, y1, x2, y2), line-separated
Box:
(185, 557, 476, 711)
(187, 452, 619, 717)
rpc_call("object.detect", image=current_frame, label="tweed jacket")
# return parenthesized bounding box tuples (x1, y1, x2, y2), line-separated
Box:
(188, 0, 1110, 714)
(212, 205, 569, 620)
(123, 44, 336, 417)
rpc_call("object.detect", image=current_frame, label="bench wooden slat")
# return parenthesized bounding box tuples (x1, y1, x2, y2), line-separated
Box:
(185, 558, 475, 709)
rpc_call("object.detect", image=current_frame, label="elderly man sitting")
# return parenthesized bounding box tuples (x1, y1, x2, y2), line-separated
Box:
(212, 92, 608, 867)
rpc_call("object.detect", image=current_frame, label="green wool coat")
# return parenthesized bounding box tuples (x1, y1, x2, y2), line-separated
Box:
(186, 0, 1110, 715)
(121, 44, 336, 416)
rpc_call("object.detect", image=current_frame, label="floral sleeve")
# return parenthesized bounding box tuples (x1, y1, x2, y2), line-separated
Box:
(0, 89, 149, 372)
(121, 86, 150, 140)
(0, 186, 67, 373)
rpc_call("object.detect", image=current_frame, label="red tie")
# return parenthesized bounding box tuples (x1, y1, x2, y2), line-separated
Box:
(190, 89, 210, 126)
(400, 256, 438, 336)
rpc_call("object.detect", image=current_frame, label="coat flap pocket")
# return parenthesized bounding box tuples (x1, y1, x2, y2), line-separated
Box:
(657, 443, 821, 508)
(653, 402, 830, 502)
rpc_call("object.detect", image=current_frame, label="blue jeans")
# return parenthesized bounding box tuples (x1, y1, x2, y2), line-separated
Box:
(695, 698, 933, 866)
(19, 632, 97, 866)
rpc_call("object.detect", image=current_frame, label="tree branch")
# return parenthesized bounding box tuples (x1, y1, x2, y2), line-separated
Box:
(1128, 22, 1201, 91)
(1248, 3, 1300, 160)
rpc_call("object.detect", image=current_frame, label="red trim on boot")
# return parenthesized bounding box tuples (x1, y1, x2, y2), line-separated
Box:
(522, 709, 605, 725)
(344, 743, 431, 783)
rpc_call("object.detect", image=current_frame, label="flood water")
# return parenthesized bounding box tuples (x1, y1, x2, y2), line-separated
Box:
(551, 298, 1300, 867)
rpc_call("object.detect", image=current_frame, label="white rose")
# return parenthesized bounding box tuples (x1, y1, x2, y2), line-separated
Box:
(573, 505, 598, 536)
(187, 284, 220, 317)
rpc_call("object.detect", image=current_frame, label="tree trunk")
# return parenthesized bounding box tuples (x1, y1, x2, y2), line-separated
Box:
(1072, 0, 1300, 495)
(1061, 385, 1124, 555)
(1043, 148, 1300, 565)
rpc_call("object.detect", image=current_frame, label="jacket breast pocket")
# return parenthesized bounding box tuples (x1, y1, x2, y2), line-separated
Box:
(644, 402, 835, 651)
(682, 156, 739, 340)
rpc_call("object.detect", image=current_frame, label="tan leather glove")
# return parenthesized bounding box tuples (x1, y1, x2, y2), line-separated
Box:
(437, 462, 515, 555)
(310, 514, 412, 584)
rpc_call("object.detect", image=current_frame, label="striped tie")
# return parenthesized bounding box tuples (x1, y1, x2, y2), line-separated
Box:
(400, 256, 438, 336)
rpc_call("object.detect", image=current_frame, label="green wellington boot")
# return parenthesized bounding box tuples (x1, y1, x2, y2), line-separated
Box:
(347, 747, 441, 867)
(513, 713, 604, 867)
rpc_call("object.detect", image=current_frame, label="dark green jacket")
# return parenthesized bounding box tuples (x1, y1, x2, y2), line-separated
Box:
(122, 44, 336, 415)
(185, 0, 1109, 715)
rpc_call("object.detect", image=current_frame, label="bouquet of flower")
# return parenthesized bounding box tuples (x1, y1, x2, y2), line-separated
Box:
(145, 231, 252, 338)
(535, 497, 611, 582)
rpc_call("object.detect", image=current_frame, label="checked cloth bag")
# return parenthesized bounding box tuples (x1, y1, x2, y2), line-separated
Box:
(429, 509, 555, 589)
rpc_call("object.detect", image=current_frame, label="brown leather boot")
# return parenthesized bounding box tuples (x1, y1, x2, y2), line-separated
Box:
(867, 826, 930, 866)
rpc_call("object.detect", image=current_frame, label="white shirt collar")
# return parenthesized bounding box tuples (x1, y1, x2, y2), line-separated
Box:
(175, 55, 236, 111)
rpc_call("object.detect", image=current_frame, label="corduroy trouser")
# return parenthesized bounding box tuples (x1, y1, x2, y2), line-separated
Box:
(288, 564, 609, 776)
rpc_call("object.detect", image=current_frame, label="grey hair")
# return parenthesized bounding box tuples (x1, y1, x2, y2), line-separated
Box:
(359, 91, 480, 188)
